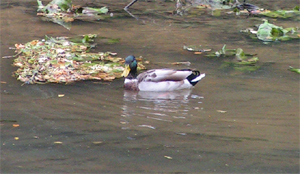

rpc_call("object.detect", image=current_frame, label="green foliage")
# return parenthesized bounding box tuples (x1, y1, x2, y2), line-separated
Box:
(288, 66, 300, 74)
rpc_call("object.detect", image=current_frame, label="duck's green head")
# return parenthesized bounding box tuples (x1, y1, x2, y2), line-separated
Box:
(122, 55, 137, 77)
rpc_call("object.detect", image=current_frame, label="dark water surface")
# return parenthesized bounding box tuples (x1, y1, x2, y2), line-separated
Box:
(1, 0, 299, 173)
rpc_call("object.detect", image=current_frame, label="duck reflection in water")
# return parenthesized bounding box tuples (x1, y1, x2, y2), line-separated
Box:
(121, 89, 204, 131)
(123, 89, 192, 101)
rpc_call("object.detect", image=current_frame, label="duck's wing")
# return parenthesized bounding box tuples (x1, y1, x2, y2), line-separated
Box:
(137, 69, 193, 83)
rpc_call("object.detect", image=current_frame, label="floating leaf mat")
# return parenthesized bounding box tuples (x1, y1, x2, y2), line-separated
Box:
(12, 34, 146, 84)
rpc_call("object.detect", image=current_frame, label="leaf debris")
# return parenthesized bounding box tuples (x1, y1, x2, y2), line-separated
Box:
(13, 124, 20, 127)
(164, 155, 173, 159)
(8, 34, 146, 84)
(217, 110, 227, 113)
(37, 0, 109, 30)
(54, 141, 63, 144)
(288, 66, 300, 74)
(240, 19, 300, 42)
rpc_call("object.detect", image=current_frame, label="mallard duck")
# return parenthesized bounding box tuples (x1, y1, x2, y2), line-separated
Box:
(122, 55, 205, 91)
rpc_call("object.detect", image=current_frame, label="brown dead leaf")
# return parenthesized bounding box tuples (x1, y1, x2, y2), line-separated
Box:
(30, 40, 38, 46)
(194, 52, 203, 55)
(15, 44, 25, 49)
(136, 57, 143, 61)
(13, 124, 19, 127)
(96, 73, 108, 79)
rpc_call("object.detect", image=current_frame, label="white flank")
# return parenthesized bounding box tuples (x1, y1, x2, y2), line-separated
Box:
(191, 73, 205, 82)
(138, 81, 192, 91)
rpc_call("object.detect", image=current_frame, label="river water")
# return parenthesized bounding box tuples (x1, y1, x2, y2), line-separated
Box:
(1, 0, 299, 173)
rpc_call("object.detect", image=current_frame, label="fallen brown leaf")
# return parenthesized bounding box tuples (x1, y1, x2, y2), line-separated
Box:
(13, 124, 19, 127)
(194, 52, 203, 55)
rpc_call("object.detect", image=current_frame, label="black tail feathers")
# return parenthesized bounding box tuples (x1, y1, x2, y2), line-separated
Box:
(187, 70, 201, 86)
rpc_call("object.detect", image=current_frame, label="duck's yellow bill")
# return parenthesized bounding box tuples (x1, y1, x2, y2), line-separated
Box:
(122, 64, 130, 77)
